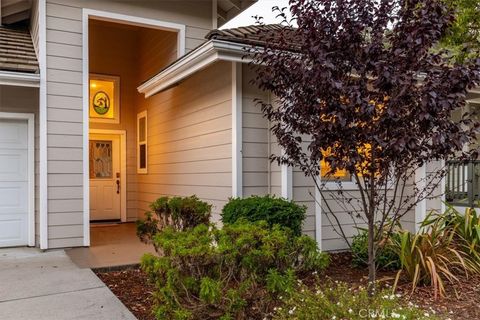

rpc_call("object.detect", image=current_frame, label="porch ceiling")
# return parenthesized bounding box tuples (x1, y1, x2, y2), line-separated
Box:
(1, 0, 32, 25)
(217, 0, 257, 26)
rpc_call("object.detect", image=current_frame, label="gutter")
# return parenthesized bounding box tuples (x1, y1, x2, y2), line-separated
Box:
(0, 71, 40, 88)
(137, 39, 252, 98)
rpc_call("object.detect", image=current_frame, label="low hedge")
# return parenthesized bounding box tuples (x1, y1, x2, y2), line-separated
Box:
(221, 195, 306, 236)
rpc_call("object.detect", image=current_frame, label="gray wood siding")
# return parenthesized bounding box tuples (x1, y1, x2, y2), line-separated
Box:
(45, 0, 214, 247)
(0, 86, 40, 245)
(136, 61, 232, 223)
(242, 65, 269, 197)
(241, 66, 282, 198)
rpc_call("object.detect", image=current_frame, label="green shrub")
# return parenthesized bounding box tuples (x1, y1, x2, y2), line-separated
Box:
(221, 195, 306, 236)
(351, 228, 401, 270)
(273, 281, 437, 320)
(141, 220, 329, 319)
(136, 195, 211, 249)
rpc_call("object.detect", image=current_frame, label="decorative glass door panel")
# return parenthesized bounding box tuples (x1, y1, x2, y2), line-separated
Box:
(90, 140, 113, 179)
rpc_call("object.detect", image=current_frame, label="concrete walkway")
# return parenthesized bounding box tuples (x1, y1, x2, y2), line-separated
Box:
(66, 223, 156, 269)
(0, 248, 136, 320)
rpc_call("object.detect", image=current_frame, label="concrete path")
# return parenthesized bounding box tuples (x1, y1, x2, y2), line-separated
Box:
(66, 223, 156, 269)
(0, 248, 137, 320)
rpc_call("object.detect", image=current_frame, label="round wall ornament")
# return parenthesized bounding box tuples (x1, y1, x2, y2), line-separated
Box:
(92, 91, 110, 115)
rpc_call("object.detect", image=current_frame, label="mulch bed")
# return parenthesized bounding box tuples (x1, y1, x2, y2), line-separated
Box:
(95, 267, 156, 320)
(95, 253, 480, 320)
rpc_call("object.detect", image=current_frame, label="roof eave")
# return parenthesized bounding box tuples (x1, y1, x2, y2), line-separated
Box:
(137, 39, 251, 98)
(0, 70, 40, 88)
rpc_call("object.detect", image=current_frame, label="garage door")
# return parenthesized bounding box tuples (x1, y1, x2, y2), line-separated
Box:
(0, 119, 29, 247)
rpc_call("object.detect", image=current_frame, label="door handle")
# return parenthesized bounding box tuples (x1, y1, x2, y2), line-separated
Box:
(116, 180, 120, 194)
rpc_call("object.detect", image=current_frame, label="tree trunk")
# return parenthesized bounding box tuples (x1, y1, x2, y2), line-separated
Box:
(367, 218, 376, 297)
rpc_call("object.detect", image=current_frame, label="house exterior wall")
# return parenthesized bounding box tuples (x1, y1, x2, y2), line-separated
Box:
(135, 61, 233, 223)
(0, 86, 39, 244)
(241, 65, 282, 198)
(44, 0, 214, 248)
(242, 65, 269, 197)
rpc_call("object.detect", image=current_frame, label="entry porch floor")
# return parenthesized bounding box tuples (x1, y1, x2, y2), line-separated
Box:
(66, 223, 156, 269)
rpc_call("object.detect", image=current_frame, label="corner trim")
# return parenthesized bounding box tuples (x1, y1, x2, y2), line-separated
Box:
(415, 165, 427, 232)
(281, 160, 292, 199)
(315, 176, 322, 250)
(232, 62, 243, 198)
(82, 8, 90, 246)
(38, 0, 48, 250)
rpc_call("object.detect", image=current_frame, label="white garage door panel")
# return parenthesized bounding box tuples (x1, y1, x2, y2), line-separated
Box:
(0, 118, 29, 247)
(0, 183, 28, 213)
(0, 216, 27, 246)
(0, 150, 28, 181)
(0, 120, 28, 149)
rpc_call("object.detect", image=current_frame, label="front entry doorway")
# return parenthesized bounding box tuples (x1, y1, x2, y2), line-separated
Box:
(89, 133, 123, 221)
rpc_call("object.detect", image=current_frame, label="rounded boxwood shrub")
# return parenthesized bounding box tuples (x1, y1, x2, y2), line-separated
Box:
(221, 195, 306, 236)
(136, 195, 211, 250)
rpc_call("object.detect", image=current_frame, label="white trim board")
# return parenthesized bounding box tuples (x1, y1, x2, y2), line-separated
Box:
(0, 112, 35, 247)
(231, 62, 243, 198)
(281, 164, 293, 199)
(0, 71, 40, 88)
(82, 9, 186, 246)
(89, 129, 127, 223)
(315, 176, 322, 250)
(38, 0, 48, 250)
(415, 165, 427, 232)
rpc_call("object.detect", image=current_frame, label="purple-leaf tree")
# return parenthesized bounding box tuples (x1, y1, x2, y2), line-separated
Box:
(249, 0, 480, 294)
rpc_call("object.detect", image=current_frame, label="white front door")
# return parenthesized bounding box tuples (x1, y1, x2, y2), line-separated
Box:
(89, 134, 121, 221)
(0, 119, 29, 247)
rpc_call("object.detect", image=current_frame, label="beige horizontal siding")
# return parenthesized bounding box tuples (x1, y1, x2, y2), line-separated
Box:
(241, 65, 272, 197)
(136, 61, 232, 222)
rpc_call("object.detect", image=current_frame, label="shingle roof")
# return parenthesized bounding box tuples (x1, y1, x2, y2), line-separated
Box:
(0, 27, 39, 73)
(206, 24, 289, 47)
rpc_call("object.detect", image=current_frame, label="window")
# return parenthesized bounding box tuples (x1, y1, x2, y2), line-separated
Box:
(89, 74, 120, 124)
(137, 111, 147, 174)
(320, 144, 375, 182)
(320, 148, 351, 182)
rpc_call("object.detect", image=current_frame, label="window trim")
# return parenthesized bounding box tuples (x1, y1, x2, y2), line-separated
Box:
(137, 110, 148, 174)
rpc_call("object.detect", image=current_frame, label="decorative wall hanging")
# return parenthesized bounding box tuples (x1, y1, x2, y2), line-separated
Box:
(89, 74, 120, 123)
